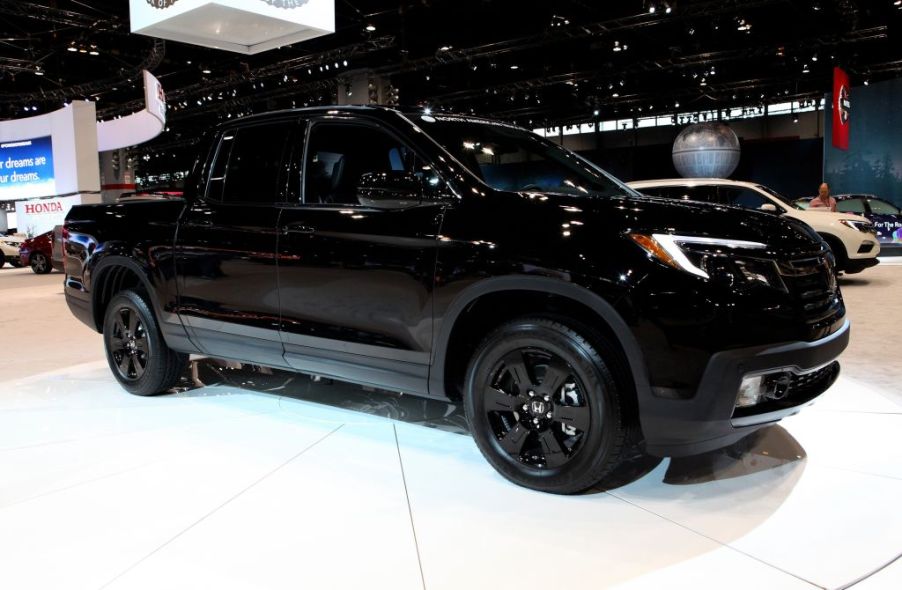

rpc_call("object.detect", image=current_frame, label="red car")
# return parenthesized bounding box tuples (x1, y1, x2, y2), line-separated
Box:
(18, 228, 64, 274)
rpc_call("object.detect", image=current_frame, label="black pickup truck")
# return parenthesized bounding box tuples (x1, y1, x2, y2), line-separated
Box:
(64, 106, 849, 494)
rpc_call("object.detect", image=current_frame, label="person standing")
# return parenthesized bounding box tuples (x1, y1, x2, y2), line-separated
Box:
(809, 183, 837, 212)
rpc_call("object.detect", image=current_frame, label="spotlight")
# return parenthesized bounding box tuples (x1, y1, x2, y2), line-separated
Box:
(365, 24, 376, 32)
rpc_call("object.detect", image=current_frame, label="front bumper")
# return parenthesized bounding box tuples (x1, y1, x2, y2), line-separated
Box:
(843, 256, 879, 274)
(641, 319, 850, 457)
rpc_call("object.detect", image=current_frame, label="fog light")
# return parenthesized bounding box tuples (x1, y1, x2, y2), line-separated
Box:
(736, 375, 765, 408)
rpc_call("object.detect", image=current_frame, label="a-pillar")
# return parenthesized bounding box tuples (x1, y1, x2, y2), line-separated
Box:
(99, 148, 136, 203)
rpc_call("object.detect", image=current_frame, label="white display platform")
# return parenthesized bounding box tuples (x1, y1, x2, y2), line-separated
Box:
(0, 363, 899, 589)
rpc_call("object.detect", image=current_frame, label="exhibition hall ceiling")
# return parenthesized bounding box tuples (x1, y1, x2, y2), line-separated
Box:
(1, 0, 901, 162)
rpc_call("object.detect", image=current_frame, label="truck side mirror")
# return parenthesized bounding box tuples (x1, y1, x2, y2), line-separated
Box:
(357, 171, 424, 209)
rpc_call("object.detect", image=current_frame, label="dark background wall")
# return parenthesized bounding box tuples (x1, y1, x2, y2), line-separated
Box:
(825, 77, 902, 207)
(578, 137, 823, 199)
(552, 110, 827, 200)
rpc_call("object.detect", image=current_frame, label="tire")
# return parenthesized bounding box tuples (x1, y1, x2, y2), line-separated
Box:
(103, 290, 188, 396)
(463, 317, 628, 494)
(30, 252, 51, 274)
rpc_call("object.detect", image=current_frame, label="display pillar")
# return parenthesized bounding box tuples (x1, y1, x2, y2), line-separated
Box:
(337, 72, 397, 106)
(100, 149, 137, 203)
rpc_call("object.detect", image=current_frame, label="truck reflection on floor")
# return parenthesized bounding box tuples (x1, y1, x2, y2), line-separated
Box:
(173, 357, 806, 491)
(176, 357, 470, 435)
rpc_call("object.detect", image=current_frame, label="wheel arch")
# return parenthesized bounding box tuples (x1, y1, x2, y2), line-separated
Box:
(817, 232, 848, 266)
(90, 256, 161, 333)
(430, 276, 652, 410)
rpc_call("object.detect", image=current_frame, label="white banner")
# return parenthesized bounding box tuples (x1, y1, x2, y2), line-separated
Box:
(15, 195, 82, 237)
(96, 71, 166, 152)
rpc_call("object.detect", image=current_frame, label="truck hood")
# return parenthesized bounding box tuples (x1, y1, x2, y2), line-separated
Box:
(514, 190, 826, 258)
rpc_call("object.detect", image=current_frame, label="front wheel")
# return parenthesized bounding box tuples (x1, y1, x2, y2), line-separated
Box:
(30, 253, 51, 274)
(464, 317, 629, 494)
(103, 290, 188, 396)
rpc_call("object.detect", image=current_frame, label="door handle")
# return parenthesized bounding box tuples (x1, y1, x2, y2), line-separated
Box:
(282, 222, 316, 235)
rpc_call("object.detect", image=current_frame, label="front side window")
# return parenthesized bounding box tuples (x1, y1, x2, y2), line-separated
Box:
(207, 123, 293, 204)
(304, 123, 440, 205)
(417, 116, 635, 198)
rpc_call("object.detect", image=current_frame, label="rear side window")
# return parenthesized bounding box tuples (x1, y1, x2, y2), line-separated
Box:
(837, 199, 866, 214)
(207, 123, 292, 204)
(640, 185, 719, 203)
(868, 199, 900, 215)
(718, 187, 771, 210)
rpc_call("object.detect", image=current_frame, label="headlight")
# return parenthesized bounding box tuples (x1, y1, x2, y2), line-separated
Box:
(630, 233, 786, 290)
(3, 241, 19, 247)
(839, 219, 876, 234)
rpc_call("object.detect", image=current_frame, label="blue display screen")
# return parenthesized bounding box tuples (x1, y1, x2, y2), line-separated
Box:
(0, 136, 56, 201)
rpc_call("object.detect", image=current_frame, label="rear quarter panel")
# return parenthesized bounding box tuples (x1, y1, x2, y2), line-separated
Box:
(64, 200, 187, 325)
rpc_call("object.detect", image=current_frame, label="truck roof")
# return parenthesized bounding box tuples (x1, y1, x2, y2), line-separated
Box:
(216, 105, 524, 130)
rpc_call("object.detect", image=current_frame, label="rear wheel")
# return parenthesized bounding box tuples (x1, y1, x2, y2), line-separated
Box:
(103, 290, 188, 396)
(30, 253, 51, 274)
(464, 317, 629, 494)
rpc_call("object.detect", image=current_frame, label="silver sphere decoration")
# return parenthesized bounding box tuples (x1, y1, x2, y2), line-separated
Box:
(672, 122, 741, 178)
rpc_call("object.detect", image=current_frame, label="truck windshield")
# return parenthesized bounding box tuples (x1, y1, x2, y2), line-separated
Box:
(416, 115, 636, 198)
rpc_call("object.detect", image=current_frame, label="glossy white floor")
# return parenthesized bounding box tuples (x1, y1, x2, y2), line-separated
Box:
(1, 265, 901, 590)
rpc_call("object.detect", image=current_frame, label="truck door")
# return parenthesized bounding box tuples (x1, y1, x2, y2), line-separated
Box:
(174, 118, 299, 367)
(276, 117, 447, 395)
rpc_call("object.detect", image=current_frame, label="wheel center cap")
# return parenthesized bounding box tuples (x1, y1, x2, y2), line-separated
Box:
(528, 399, 549, 417)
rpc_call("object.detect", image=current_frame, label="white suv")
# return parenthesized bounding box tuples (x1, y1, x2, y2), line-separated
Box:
(1, 234, 25, 268)
(628, 179, 880, 274)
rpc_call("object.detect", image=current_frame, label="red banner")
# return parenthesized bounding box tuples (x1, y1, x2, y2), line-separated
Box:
(833, 67, 851, 150)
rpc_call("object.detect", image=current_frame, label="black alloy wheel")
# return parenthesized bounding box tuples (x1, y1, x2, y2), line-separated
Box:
(465, 317, 628, 494)
(483, 349, 591, 469)
(30, 252, 51, 274)
(103, 290, 188, 396)
(109, 305, 150, 381)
